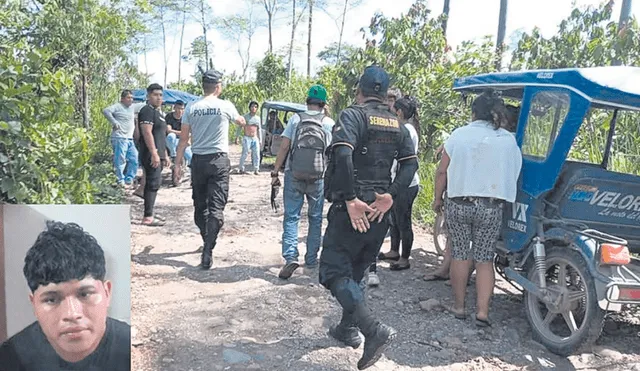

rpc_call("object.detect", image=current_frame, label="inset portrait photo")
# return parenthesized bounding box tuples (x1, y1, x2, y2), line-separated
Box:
(0, 205, 131, 371)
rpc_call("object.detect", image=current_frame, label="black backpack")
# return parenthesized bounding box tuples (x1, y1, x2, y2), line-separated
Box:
(290, 112, 327, 181)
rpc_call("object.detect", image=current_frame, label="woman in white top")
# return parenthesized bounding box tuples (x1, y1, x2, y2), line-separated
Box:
(372, 96, 421, 277)
(433, 91, 522, 327)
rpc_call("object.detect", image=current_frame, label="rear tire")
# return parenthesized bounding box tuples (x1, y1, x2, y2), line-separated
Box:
(523, 246, 605, 356)
(433, 213, 446, 256)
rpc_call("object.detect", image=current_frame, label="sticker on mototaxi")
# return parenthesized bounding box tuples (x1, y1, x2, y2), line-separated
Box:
(569, 184, 640, 221)
(368, 116, 399, 128)
(507, 202, 528, 233)
(569, 185, 598, 202)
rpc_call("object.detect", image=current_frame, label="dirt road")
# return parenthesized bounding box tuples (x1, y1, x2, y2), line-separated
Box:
(130, 145, 640, 371)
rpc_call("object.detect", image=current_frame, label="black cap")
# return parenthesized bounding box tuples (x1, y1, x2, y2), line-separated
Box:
(358, 65, 390, 98)
(202, 69, 223, 84)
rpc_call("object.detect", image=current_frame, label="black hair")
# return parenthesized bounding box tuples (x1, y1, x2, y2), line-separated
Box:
(471, 91, 508, 130)
(175, 100, 185, 106)
(394, 96, 421, 138)
(146, 83, 163, 94)
(249, 101, 258, 109)
(23, 221, 106, 293)
(120, 89, 132, 99)
(306, 97, 326, 107)
(504, 104, 520, 132)
(203, 82, 220, 95)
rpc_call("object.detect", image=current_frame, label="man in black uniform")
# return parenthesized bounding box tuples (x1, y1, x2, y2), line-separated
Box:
(0, 221, 131, 371)
(138, 83, 169, 227)
(320, 65, 418, 370)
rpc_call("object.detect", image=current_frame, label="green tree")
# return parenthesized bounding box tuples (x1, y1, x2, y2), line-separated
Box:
(256, 53, 289, 99)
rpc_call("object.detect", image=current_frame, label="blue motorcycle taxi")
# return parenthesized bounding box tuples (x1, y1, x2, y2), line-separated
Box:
(453, 66, 640, 356)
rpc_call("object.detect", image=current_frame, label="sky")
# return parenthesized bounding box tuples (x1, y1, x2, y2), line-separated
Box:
(138, 0, 640, 86)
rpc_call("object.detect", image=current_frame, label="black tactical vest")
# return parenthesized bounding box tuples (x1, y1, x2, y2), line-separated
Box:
(352, 101, 402, 202)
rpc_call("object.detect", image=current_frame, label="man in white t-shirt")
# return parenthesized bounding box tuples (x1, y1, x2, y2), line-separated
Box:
(270, 85, 335, 279)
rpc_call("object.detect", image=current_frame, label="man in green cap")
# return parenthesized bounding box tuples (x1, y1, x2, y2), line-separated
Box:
(271, 84, 335, 279)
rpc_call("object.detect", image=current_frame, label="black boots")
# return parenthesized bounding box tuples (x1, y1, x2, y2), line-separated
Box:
(353, 304, 397, 370)
(329, 311, 362, 349)
(201, 246, 212, 270)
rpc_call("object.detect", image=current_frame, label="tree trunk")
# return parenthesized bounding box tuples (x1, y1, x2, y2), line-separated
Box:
(200, 0, 209, 69)
(287, 0, 296, 80)
(613, 0, 633, 66)
(268, 13, 273, 53)
(143, 34, 149, 74)
(178, 1, 187, 84)
(336, 0, 348, 62)
(81, 53, 90, 128)
(307, 0, 313, 78)
(441, 0, 451, 37)
(495, 0, 508, 70)
(160, 7, 168, 87)
(264, 0, 274, 54)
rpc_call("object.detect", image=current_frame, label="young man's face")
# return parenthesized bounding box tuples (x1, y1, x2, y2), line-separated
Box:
(386, 95, 396, 110)
(147, 89, 163, 108)
(174, 104, 185, 119)
(250, 104, 258, 114)
(29, 277, 112, 363)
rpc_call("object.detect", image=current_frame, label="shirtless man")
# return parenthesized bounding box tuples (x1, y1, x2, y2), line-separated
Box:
(239, 101, 261, 174)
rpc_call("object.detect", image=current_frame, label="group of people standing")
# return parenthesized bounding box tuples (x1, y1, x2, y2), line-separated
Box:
(269, 66, 521, 369)
(102, 86, 192, 227)
(104, 62, 522, 370)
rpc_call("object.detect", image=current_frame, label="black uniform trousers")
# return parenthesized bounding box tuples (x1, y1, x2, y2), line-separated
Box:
(319, 201, 390, 312)
(191, 153, 230, 251)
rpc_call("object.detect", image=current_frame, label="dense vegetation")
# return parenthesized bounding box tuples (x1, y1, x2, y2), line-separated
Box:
(1, 0, 639, 227)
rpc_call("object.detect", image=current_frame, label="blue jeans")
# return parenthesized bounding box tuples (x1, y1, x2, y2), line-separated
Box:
(166, 133, 192, 165)
(282, 170, 324, 266)
(111, 137, 138, 184)
(239, 136, 260, 172)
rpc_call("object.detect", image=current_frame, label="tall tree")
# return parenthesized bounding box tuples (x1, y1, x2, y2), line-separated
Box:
(177, 0, 191, 83)
(261, 0, 282, 54)
(307, 0, 313, 77)
(286, 0, 308, 80)
(613, 0, 633, 66)
(216, 2, 262, 82)
(151, 0, 180, 87)
(441, 0, 451, 37)
(190, 0, 215, 69)
(495, 0, 508, 70)
(330, 0, 363, 63)
(188, 36, 213, 71)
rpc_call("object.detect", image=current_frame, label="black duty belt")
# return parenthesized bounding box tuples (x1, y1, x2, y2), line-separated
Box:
(193, 152, 227, 160)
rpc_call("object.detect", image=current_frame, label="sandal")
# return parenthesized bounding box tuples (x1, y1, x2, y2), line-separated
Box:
(445, 305, 467, 320)
(377, 252, 400, 261)
(423, 273, 449, 281)
(389, 262, 410, 271)
(141, 218, 165, 227)
(474, 314, 492, 328)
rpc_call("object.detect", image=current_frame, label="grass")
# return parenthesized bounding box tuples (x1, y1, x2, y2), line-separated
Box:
(413, 160, 438, 228)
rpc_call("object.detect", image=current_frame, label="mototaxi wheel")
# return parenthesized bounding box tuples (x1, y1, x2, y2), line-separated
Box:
(433, 213, 446, 256)
(523, 246, 605, 356)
